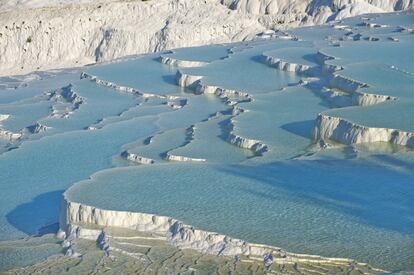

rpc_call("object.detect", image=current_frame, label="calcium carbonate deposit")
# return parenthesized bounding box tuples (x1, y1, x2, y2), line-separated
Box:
(0, 7, 413, 274)
(0, 0, 413, 76)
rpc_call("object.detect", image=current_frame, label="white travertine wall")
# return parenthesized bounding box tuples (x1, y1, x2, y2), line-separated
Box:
(60, 194, 386, 271)
(314, 114, 414, 147)
(1, 0, 412, 76)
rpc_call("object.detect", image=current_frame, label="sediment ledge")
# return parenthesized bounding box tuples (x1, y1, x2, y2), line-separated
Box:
(227, 132, 268, 156)
(176, 70, 251, 105)
(351, 90, 397, 106)
(58, 194, 385, 272)
(262, 53, 311, 73)
(314, 51, 343, 73)
(0, 122, 49, 142)
(80, 72, 169, 99)
(23, 122, 49, 134)
(329, 73, 397, 107)
(0, 128, 22, 141)
(228, 133, 269, 156)
(120, 150, 155, 165)
(160, 55, 209, 68)
(177, 70, 267, 155)
(164, 125, 207, 162)
(328, 74, 369, 93)
(0, 114, 10, 122)
(165, 154, 207, 162)
(176, 70, 204, 91)
(314, 114, 414, 147)
(227, 118, 268, 156)
(46, 84, 85, 118)
(314, 51, 397, 107)
(166, 99, 188, 110)
(263, 50, 393, 107)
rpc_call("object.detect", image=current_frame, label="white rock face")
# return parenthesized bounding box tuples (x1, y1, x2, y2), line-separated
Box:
(176, 70, 251, 105)
(0, 115, 19, 141)
(0, 0, 264, 76)
(227, 116, 269, 155)
(60, 197, 259, 257)
(314, 51, 343, 73)
(46, 84, 85, 118)
(263, 53, 311, 73)
(166, 99, 188, 110)
(222, 0, 310, 17)
(0, 128, 22, 141)
(0, 0, 114, 12)
(351, 91, 397, 106)
(228, 133, 268, 155)
(160, 55, 209, 68)
(223, 0, 412, 19)
(60, 194, 384, 268)
(314, 114, 414, 147)
(0, 114, 10, 122)
(176, 70, 268, 155)
(80, 72, 168, 99)
(0, 114, 48, 141)
(23, 122, 49, 134)
(176, 71, 204, 91)
(329, 75, 397, 106)
(120, 151, 155, 165)
(1, 0, 412, 76)
(165, 153, 207, 162)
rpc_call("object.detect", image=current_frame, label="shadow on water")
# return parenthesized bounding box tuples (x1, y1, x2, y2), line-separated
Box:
(371, 153, 414, 174)
(302, 53, 318, 64)
(220, 157, 414, 234)
(250, 55, 266, 64)
(280, 120, 315, 139)
(6, 190, 63, 236)
(161, 74, 178, 86)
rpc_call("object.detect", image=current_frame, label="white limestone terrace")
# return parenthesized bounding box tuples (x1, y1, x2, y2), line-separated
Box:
(120, 128, 188, 164)
(0, 85, 83, 150)
(175, 70, 268, 156)
(256, 22, 414, 152)
(59, 188, 385, 273)
(80, 12, 414, 154)
(173, 40, 318, 157)
(159, 56, 210, 68)
(177, 40, 336, 156)
(80, 71, 173, 99)
(173, 11, 414, 157)
(164, 125, 207, 162)
(261, 46, 399, 108)
(120, 150, 155, 165)
(160, 44, 233, 68)
(166, 115, 255, 162)
(278, 52, 414, 151)
(262, 50, 313, 73)
(176, 70, 252, 105)
(311, 15, 414, 148)
(0, 121, 49, 152)
(177, 46, 354, 158)
(45, 84, 85, 118)
(227, 116, 269, 156)
(314, 113, 414, 148)
(263, 47, 343, 75)
(1, 0, 413, 77)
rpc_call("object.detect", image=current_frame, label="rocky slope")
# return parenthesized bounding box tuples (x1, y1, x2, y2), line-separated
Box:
(0, 0, 412, 76)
